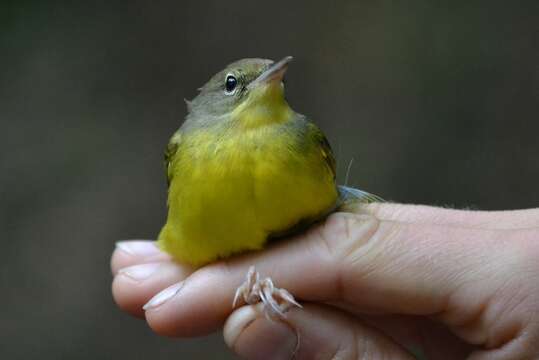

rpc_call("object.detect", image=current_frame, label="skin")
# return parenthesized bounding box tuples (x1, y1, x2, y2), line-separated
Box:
(112, 203, 539, 359)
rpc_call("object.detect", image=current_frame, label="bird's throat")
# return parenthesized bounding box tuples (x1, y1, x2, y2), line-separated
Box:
(232, 83, 293, 129)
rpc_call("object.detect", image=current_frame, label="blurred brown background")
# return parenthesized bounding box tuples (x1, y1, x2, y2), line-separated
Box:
(1, 1, 538, 359)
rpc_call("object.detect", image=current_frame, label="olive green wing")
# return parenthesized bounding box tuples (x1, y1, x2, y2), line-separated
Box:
(164, 131, 182, 187)
(307, 122, 336, 181)
(306, 122, 383, 205)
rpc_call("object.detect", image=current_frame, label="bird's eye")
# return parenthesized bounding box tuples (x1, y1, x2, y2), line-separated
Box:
(225, 74, 237, 94)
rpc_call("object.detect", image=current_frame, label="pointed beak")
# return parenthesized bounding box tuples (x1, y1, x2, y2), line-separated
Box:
(248, 56, 293, 89)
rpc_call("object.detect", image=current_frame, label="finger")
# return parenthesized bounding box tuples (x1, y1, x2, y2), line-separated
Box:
(224, 303, 415, 360)
(467, 325, 539, 360)
(365, 203, 539, 230)
(112, 261, 192, 318)
(111, 240, 171, 275)
(142, 213, 378, 337)
(143, 209, 530, 340)
(362, 314, 477, 360)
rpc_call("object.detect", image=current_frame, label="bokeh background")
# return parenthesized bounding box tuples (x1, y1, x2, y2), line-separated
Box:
(1, 1, 538, 359)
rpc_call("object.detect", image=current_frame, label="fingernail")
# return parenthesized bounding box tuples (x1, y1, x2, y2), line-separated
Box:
(116, 241, 161, 257)
(225, 306, 298, 360)
(143, 282, 184, 311)
(118, 263, 160, 281)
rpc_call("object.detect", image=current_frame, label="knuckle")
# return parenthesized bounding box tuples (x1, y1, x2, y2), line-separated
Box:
(315, 212, 382, 261)
(311, 212, 389, 301)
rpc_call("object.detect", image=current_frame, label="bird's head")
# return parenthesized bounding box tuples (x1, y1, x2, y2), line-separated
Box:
(188, 56, 293, 128)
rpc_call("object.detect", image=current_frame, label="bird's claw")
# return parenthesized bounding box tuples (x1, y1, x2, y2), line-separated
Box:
(233, 266, 302, 320)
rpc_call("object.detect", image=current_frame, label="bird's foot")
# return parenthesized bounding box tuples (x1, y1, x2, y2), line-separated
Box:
(233, 266, 301, 320)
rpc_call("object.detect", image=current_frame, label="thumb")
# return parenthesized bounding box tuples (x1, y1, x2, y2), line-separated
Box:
(224, 303, 415, 360)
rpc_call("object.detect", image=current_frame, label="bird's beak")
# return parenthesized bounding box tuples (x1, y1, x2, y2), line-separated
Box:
(248, 56, 293, 89)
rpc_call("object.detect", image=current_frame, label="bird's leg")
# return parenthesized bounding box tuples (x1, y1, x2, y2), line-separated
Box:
(233, 266, 302, 320)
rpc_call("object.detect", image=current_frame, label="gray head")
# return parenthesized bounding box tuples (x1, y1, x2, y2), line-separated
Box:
(187, 57, 293, 119)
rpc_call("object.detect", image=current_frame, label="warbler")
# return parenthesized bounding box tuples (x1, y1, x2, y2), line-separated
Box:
(157, 56, 380, 267)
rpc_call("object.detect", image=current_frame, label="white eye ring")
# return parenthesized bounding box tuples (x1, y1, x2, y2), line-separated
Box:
(224, 73, 238, 95)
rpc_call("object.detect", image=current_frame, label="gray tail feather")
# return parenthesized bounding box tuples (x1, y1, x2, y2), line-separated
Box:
(338, 185, 384, 205)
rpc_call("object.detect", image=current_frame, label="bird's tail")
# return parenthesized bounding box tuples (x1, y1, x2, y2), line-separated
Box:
(337, 185, 384, 211)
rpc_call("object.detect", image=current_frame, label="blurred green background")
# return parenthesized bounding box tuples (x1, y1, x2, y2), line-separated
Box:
(1, 1, 537, 359)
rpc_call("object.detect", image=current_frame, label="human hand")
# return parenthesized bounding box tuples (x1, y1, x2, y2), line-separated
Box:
(111, 204, 539, 359)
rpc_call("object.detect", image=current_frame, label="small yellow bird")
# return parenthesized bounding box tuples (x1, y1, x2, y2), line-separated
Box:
(157, 56, 380, 268)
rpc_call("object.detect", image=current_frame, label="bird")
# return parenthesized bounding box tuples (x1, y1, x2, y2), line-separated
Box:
(157, 56, 381, 317)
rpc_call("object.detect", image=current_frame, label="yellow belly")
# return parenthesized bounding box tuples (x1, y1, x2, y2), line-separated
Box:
(157, 125, 337, 267)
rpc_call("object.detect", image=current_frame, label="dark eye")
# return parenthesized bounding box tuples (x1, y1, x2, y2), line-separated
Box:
(225, 75, 237, 94)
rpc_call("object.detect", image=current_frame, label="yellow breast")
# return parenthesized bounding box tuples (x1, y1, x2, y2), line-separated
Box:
(157, 123, 337, 266)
